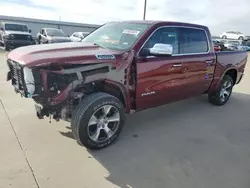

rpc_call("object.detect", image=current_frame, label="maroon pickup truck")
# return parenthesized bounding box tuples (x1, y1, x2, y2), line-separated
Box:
(6, 21, 247, 149)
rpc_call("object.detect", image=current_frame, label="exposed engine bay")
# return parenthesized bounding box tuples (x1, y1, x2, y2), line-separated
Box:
(7, 59, 112, 122)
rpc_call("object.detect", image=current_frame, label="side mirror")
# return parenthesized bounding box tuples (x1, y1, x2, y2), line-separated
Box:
(29, 29, 32, 33)
(149, 43, 173, 56)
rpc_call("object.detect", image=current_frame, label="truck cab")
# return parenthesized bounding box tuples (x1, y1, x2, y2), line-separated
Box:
(133, 22, 216, 110)
(6, 21, 247, 149)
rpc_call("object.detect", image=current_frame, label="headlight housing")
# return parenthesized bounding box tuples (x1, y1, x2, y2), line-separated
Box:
(9, 34, 14, 39)
(23, 66, 35, 97)
(3, 34, 14, 39)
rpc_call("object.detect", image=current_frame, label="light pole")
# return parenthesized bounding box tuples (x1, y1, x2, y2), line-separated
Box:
(143, 0, 147, 20)
(58, 16, 61, 29)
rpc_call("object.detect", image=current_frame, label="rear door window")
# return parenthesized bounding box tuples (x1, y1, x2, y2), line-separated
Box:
(179, 27, 209, 54)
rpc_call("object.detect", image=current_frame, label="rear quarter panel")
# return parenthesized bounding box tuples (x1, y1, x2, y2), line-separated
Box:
(208, 51, 247, 93)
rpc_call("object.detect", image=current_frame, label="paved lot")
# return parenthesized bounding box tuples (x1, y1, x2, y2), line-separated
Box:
(0, 48, 250, 188)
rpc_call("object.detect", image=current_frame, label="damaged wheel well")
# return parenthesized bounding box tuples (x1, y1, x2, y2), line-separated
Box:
(98, 83, 126, 109)
(74, 81, 127, 110)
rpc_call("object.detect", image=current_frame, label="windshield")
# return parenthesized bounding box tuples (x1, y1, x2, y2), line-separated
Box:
(81, 32, 89, 37)
(5, 23, 28, 32)
(46, 29, 66, 37)
(83, 22, 150, 50)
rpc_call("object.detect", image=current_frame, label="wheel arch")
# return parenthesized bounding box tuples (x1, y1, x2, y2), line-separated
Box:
(208, 67, 238, 94)
(96, 81, 130, 113)
(223, 68, 238, 85)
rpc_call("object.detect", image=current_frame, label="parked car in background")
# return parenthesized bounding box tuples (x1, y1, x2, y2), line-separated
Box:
(212, 39, 221, 51)
(242, 40, 250, 51)
(212, 39, 229, 51)
(36, 28, 71, 44)
(220, 31, 250, 40)
(0, 22, 35, 51)
(222, 40, 250, 51)
(223, 40, 241, 51)
(70, 32, 89, 42)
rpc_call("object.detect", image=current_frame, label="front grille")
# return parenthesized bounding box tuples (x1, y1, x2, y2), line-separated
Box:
(7, 59, 28, 97)
(13, 34, 31, 40)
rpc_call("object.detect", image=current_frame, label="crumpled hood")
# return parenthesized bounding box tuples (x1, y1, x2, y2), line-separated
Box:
(5, 30, 31, 35)
(7, 42, 124, 68)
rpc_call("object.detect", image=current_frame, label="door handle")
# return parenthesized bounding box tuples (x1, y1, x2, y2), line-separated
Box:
(205, 60, 214, 64)
(172, 63, 183, 67)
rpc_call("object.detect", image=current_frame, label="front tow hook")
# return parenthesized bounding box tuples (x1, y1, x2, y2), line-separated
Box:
(35, 104, 47, 119)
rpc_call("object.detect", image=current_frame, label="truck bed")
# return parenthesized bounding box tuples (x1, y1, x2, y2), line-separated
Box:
(213, 50, 247, 85)
(216, 51, 248, 68)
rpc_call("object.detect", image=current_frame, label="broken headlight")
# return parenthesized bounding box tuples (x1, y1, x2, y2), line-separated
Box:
(47, 72, 78, 93)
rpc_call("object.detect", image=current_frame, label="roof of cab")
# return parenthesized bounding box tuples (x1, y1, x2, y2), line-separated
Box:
(115, 20, 208, 30)
(0, 21, 27, 25)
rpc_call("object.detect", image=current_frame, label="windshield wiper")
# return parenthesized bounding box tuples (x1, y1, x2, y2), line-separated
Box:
(93, 42, 107, 49)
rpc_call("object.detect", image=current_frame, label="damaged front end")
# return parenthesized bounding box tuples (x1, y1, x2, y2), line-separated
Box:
(7, 59, 110, 122)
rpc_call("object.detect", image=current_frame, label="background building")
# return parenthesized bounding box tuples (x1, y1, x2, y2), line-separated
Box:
(0, 15, 100, 36)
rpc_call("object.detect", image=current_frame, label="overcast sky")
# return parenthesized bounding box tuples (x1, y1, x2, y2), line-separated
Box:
(0, 0, 250, 35)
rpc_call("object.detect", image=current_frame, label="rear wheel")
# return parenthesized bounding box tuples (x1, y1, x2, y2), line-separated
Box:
(208, 75, 234, 106)
(222, 35, 227, 39)
(71, 92, 125, 149)
(238, 36, 244, 40)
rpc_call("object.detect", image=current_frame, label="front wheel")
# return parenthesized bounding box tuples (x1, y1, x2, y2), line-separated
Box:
(4, 44, 10, 51)
(208, 75, 234, 106)
(71, 92, 125, 150)
(238, 36, 244, 40)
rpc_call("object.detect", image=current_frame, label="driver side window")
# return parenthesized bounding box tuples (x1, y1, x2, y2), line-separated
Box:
(143, 27, 179, 55)
(43, 29, 47, 36)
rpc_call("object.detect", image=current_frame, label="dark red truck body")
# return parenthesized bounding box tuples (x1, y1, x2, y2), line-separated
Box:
(6, 20, 248, 149)
(7, 21, 247, 114)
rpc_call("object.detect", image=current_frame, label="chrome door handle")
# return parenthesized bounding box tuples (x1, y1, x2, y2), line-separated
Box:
(173, 63, 183, 67)
(206, 60, 214, 64)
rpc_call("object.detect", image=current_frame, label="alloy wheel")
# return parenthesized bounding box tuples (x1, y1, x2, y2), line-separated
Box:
(87, 105, 120, 143)
(220, 80, 233, 102)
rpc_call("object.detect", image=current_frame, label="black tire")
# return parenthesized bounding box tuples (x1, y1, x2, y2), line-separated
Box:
(222, 35, 227, 39)
(238, 36, 244, 40)
(4, 44, 10, 51)
(208, 75, 234, 106)
(37, 36, 42, 44)
(71, 92, 125, 150)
